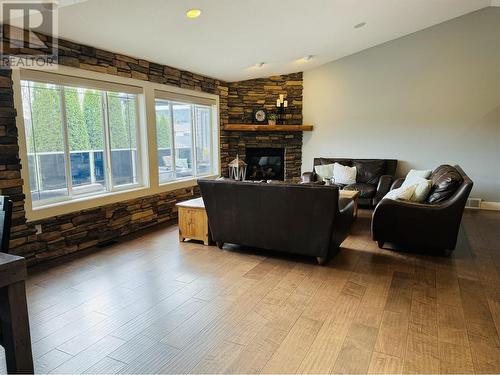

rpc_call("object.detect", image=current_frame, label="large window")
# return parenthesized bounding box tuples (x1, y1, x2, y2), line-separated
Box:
(21, 76, 142, 207)
(155, 93, 215, 183)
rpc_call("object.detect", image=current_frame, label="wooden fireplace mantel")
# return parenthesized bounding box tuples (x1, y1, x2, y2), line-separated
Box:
(224, 124, 313, 132)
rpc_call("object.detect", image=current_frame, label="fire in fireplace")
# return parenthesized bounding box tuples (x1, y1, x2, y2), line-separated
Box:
(245, 147, 285, 181)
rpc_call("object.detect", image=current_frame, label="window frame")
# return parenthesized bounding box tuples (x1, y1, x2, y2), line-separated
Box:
(12, 64, 220, 221)
(19, 77, 144, 208)
(154, 96, 217, 184)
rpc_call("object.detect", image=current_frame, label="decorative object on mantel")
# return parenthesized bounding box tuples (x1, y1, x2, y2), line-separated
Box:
(268, 114, 278, 126)
(252, 108, 267, 124)
(276, 93, 288, 124)
(228, 155, 247, 181)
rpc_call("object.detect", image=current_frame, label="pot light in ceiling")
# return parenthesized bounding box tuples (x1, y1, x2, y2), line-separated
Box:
(255, 62, 265, 68)
(354, 22, 366, 29)
(186, 8, 202, 19)
(297, 55, 313, 64)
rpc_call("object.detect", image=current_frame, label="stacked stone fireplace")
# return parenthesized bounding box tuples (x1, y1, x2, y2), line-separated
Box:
(221, 72, 304, 183)
(224, 131, 303, 182)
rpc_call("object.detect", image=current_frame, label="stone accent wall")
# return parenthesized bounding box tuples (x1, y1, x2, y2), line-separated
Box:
(221, 73, 304, 180)
(33, 187, 199, 262)
(0, 69, 38, 259)
(0, 26, 229, 264)
(0, 25, 304, 265)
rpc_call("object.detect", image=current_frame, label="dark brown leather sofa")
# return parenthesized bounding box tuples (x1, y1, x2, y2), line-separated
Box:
(198, 179, 355, 264)
(372, 165, 473, 254)
(302, 158, 398, 207)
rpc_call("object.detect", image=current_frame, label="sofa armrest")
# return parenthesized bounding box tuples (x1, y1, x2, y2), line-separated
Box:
(390, 177, 405, 190)
(374, 175, 394, 204)
(301, 171, 317, 183)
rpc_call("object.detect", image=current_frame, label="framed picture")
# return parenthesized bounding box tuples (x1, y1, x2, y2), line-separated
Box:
(252, 108, 267, 124)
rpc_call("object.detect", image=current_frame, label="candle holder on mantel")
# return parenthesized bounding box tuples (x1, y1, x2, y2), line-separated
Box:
(275, 94, 288, 125)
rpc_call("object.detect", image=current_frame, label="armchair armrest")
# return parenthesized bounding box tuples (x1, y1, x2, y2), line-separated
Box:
(301, 171, 317, 183)
(331, 197, 355, 253)
(390, 178, 405, 190)
(374, 175, 394, 204)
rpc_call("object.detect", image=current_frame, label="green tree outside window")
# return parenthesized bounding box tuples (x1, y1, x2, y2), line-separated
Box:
(65, 87, 90, 151)
(83, 90, 104, 150)
(29, 84, 64, 152)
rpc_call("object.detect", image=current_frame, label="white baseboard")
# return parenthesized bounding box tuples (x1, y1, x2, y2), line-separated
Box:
(480, 201, 500, 211)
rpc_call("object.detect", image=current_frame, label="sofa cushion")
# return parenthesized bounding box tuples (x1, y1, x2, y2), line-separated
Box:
(344, 183, 376, 198)
(354, 160, 385, 184)
(426, 165, 463, 203)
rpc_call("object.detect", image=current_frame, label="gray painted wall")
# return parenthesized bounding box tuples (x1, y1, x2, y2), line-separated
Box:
(303, 7, 500, 202)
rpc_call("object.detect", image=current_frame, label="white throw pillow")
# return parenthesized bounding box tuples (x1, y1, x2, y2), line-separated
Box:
(333, 163, 357, 185)
(401, 175, 432, 202)
(384, 184, 417, 201)
(406, 169, 432, 180)
(314, 164, 334, 181)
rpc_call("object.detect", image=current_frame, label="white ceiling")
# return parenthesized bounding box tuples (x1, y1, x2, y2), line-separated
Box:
(11, 0, 495, 82)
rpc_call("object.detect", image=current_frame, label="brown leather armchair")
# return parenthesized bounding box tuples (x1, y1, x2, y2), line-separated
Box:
(198, 179, 355, 264)
(371, 165, 473, 254)
(302, 158, 398, 207)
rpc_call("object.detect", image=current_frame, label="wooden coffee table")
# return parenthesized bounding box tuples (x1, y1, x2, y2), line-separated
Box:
(176, 197, 212, 245)
(339, 190, 360, 217)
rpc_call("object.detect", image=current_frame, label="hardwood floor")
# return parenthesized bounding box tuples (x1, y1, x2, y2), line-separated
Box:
(1, 209, 499, 374)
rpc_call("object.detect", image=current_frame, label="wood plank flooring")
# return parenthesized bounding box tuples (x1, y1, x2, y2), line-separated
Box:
(0, 209, 499, 374)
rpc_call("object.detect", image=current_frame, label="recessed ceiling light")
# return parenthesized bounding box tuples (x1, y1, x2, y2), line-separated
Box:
(303, 55, 313, 61)
(255, 62, 265, 68)
(354, 22, 366, 29)
(186, 9, 202, 19)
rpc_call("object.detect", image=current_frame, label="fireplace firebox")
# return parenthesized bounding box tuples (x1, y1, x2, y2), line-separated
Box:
(245, 147, 285, 181)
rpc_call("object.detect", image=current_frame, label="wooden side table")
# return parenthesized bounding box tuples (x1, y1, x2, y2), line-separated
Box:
(339, 190, 360, 218)
(0, 253, 34, 374)
(176, 197, 212, 245)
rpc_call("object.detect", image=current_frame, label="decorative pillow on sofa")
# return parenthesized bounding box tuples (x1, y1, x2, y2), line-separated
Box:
(353, 160, 385, 184)
(314, 163, 334, 181)
(406, 169, 432, 180)
(401, 175, 432, 203)
(333, 163, 356, 185)
(384, 184, 417, 201)
(426, 165, 463, 203)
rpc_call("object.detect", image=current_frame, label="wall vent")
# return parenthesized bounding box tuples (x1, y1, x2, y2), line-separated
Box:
(466, 198, 482, 209)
